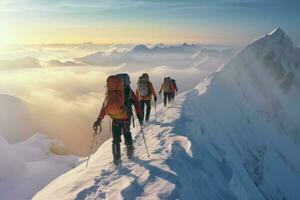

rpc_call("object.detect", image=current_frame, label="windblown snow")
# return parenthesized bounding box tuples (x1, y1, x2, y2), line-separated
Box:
(33, 28, 300, 200)
(0, 133, 79, 200)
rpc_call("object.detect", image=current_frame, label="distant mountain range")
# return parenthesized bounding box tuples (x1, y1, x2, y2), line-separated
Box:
(78, 43, 234, 71)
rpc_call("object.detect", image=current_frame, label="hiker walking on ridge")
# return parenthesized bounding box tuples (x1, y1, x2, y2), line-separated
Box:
(159, 77, 174, 107)
(136, 73, 157, 123)
(93, 73, 143, 166)
(170, 78, 178, 100)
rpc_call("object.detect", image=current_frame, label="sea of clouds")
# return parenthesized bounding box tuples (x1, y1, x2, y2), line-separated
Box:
(0, 43, 236, 155)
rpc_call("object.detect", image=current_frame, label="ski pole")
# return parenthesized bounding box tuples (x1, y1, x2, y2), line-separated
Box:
(86, 125, 101, 168)
(140, 124, 150, 159)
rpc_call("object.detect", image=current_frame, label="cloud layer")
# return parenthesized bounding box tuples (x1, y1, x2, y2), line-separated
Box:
(0, 56, 41, 70)
(0, 43, 234, 155)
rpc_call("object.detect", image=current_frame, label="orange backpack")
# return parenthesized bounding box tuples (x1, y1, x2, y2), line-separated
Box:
(103, 75, 128, 119)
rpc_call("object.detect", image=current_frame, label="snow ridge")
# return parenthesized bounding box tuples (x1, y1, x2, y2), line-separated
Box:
(33, 97, 191, 200)
(33, 28, 300, 200)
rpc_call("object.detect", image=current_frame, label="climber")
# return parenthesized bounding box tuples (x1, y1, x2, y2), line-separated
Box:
(159, 77, 174, 107)
(93, 73, 143, 166)
(136, 73, 157, 123)
(170, 78, 178, 100)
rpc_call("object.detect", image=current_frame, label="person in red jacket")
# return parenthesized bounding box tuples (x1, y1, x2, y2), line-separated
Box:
(93, 74, 143, 166)
(170, 79, 178, 100)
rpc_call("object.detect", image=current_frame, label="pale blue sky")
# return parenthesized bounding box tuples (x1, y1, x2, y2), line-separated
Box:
(1, 0, 299, 44)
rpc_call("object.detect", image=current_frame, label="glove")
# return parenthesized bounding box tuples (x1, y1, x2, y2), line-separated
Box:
(154, 96, 157, 102)
(138, 115, 143, 125)
(93, 119, 101, 131)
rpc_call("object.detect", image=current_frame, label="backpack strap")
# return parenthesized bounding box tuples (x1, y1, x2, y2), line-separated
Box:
(132, 113, 135, 128)
(124, 87, 133, 115)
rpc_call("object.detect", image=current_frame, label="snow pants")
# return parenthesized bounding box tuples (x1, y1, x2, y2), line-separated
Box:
(170, 92, 175, 100)
(140, 100, 151, 122)
(163, 92, 172, 106)
(112, 119, 132, 161)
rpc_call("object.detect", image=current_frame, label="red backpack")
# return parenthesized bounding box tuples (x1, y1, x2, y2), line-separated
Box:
(103, 75, 128, 119)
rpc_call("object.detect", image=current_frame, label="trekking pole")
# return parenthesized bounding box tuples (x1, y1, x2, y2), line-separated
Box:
(86, 125, 101, 168)
(140, 124, 150, 159)
(132, 113, 135, 128)
(154, 102, 157, 119)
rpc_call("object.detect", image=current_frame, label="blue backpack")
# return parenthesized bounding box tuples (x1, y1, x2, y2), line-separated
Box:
(116, 73, 130, 87)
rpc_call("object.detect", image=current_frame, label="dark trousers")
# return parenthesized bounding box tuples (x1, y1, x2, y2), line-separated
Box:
(170, 92, 175, 100)
(164, 92, 172, 106)
(140, 100, 151, 122)
(112, 119, 132, 161)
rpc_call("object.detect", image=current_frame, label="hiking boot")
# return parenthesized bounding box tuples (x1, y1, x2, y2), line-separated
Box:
(112, 143, 121, 164)
(145, 115, 150, 123)
(126, 145, 134, 158)
(113, 158, 122, 166)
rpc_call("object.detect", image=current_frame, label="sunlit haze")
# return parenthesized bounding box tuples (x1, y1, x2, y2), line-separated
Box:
(1, 0, 300, 45)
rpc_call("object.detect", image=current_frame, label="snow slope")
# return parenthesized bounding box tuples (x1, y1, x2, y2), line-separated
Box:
(0, 134, 24, 179)
(0, 94, 39, 143)
(0, 133, 79, 200)
(33, 28, 300, 200)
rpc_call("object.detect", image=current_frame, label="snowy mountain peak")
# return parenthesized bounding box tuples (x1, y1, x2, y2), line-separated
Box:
(131, 44, 149, 53)
(269, 27, 285, 38)
(268, 27, 292, 45)
(231, 28, 299, 83)
(181, 42, 196, 48)
(251, 27, 294, 53)
(211, 27, 300, 139)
